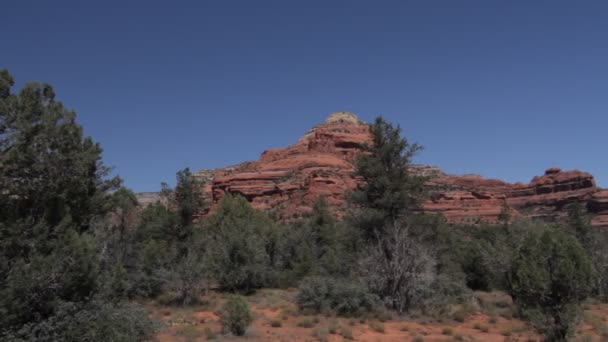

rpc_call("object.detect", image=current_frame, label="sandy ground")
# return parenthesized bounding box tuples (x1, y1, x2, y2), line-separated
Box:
(146, 289, 607, 342)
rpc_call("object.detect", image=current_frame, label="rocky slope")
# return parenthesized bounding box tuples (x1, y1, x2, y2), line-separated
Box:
(194, 112, 606, 226)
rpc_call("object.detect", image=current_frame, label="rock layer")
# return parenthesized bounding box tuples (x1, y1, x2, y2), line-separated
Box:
(424, 168, 599, 225)
(200, 112, 371, 220)
(197, 112, 606, 226)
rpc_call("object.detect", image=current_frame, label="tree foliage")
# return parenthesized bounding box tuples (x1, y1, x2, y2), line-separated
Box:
(0, 69, 154, 340)
(360, 221, 436, 313)
(220, 295, 252, 336)
(509, 228, 595, 341)
(349, 116, 426, 240)
(277, 197, 349, 283)
(205, 195, 279, 293)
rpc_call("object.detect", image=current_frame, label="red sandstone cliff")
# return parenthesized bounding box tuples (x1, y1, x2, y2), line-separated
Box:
(196, 112, 607, 226)
(198, 112, 372, 220)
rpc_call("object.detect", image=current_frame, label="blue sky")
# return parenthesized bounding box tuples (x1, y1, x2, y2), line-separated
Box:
(3, 1, 607, 191)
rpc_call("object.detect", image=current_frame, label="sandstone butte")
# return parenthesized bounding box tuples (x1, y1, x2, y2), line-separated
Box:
(194, 112, 608, 227)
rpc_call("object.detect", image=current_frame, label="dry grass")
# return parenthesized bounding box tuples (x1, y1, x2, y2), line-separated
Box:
(368, 320, 385, 333)
(144, 289, 560, 342)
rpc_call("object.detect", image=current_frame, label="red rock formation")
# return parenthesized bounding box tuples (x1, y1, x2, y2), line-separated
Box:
(197, 112, 606, 226)
(424, 168, 598, 224)
(201, 112, 371, 220)
(589, 190, 608, 227)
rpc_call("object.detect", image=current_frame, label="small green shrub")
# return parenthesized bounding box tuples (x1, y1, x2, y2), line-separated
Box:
(453, 309, 470, 323)
(312, 327, 329, 342)
(340, 325, 354, 339)
(270, 318, 282, 327)
(220, 295, 252, 336)
(278, 307, 293, 321)
(176, 325, 200, 341)
(298, 317, 316, 328)
(328, 320, 339, 334)
(473, 322, 486, 331)
(413, 335, 424, 342)
(297, 276, 380, 316)
(204, 327, 217, 339)
(442, 327, 453, 335)
(369, 320, 385, 333)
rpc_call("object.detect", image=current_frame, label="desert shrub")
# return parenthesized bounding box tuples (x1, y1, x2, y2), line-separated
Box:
(203, 327, 217, 339)
(567, 203, 608, 302)
(163, 245, 206, 306)
(360, 221, 436, 313)
(442, 327, 454, 335)
(369, 320, 385, 333)
(205, 195, 279, 293)
(277, 197, 353, 286)
(270, 318, 282, 327)
(452, 221, 535, 293)
(297, 317, 317, 328)
(311, 326, 329, 341)
(220, 295, 252, 336)
(509, 228, 595, 341)
(3, 300, 156, 342)
(297, 276, 381, 316)
(339, 325, 354, 339)
(460, 240, 492, 291)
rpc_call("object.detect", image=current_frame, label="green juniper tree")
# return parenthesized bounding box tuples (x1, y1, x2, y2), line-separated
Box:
(509, 228, 595, 341)
(277, 196, 350, 284)
(127, 168, 207, 305)
(205, 195, 279, 293)
(0, 69, 154, 341)
(565, 202, 608, 301)
(347, 116, 451, 313)
(348, 116, 427, 241)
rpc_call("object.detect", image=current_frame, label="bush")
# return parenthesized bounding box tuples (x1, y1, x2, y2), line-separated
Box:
(360, 221, 436, 313)
(276, 197, 352, 286)
(3, 300, 157, 342)
(297, 276, 380, 316)
(340, 325, 354, 339)
(509, 228, 595, 341)
(220, 296, 252, 336)
(311, 326, 329, 341)
(270, 318, 282, 327)
(297, 317, 317, 328)
(205, 195, 278, 293)
(369, 320, 385, 333)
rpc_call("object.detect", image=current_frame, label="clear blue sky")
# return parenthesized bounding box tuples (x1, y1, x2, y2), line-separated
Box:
(3, 1, 607, 191)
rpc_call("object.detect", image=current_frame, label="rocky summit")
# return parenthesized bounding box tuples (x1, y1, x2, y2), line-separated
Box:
(195, 112, 607, 226)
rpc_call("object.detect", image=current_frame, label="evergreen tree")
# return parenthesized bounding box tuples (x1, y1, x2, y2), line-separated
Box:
(277, 196, 348, 283)
(205, 195, 278, 293)
(127, 168, 207, 303)
(162, 167, 205, 230)
(0, 70, 154, 340)
(509, 228, 595, 341)
(566, 202, 608, 301)
(348, 116, 426, 241)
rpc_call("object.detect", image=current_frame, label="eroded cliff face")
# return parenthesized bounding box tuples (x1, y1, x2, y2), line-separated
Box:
(196, 112, 606, 226)
(424, 168, 600, 225)
(199, 112, 371, 220)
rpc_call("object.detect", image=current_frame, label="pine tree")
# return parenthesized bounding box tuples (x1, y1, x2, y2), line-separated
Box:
(348, 116, 427, 241)
(510, 228, 595, 341)
(0, 70, 154, 340)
